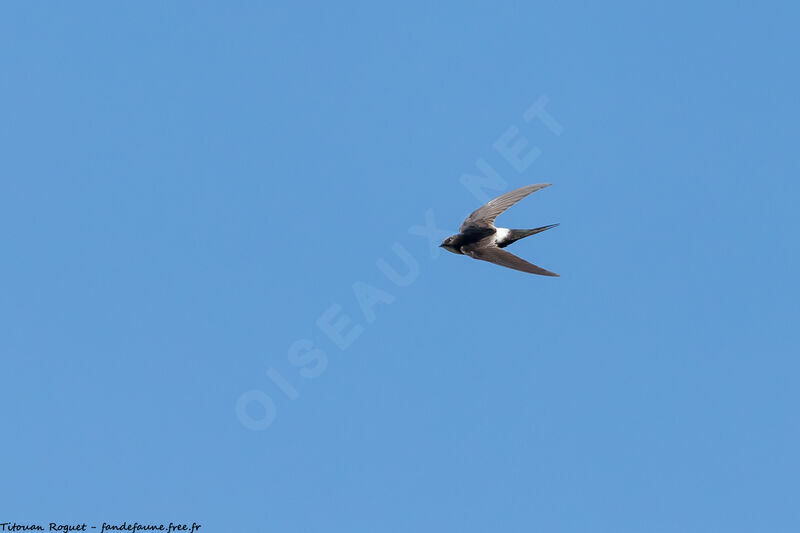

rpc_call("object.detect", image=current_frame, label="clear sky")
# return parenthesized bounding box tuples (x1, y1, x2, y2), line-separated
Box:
(2, 2, 799, 532)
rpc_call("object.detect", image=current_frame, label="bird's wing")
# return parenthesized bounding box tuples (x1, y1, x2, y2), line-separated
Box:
(460, 183, 551, 232)
(463, 241, 559, 276)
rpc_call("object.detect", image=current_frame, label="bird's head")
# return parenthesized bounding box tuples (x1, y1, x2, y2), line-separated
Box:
(439, 235, 463, 255)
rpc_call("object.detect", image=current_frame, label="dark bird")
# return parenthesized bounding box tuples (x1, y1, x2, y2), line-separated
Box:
(440, 183, 559, 276)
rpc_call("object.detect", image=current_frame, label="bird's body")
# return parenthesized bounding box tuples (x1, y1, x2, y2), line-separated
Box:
(440, 184, 559, 276)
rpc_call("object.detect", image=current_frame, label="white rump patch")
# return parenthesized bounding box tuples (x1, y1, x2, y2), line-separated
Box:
(495, 227, 511, 244)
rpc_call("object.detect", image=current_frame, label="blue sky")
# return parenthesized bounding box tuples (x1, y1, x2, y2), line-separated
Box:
(1, 2, 799, 532)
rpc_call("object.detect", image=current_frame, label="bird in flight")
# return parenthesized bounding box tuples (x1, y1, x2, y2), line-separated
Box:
(440, 183, 559, 276)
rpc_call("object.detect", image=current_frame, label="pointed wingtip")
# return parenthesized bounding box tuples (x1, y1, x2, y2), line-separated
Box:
(524, 183, 552, 192)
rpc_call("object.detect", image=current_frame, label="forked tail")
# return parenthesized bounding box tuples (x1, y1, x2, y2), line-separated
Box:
(497, 223, 559, 248)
